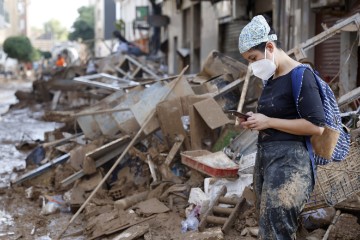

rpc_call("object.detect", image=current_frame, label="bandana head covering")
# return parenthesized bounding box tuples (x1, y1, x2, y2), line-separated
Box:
(238, 15, 278, 54)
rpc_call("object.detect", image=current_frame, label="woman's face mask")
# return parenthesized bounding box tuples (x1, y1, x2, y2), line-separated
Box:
(250, 49, 276, 80)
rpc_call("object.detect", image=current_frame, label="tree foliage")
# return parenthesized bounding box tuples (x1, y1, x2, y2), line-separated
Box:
(43, 19, 68, 40)
(31, 48, 42, 61)
(3, 36, 33, 62)
(68, 6, 95, 42)
(40, 51, 52, 59)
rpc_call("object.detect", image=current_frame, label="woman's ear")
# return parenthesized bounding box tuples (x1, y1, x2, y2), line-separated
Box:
(266, 42, 275, 53)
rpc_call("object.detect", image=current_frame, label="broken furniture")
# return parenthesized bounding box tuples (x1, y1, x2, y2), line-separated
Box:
(115, 55, 160, 80)
(199, 186, 246, 233)
(74, 73, 139, 90)
(181, 150, 239, 178)
(61, 135, 130, 187)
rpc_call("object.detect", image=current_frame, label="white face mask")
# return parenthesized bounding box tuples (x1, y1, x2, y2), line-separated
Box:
(250, 49, 276, 80)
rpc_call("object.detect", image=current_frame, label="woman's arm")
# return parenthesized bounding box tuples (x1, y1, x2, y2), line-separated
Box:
(241, 113, 324, 136)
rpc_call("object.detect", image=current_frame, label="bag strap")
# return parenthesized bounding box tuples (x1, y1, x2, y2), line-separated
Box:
(291, 65, 317, 180)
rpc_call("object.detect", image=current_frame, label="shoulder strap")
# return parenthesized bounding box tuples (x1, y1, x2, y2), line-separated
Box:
(291, 65, 317, 181)
(291, 65, 307, 116)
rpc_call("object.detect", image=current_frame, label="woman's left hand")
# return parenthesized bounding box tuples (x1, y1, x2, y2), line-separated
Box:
(241, 113, 271, 130)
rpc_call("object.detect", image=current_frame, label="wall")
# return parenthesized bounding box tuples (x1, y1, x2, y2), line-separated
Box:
(117, 0, 149, 42)
(339, 31, 358, 96)
(0, 0, 5, 28)
(104, 0, 116, 39)
(94, 0, 104, 57)
(0, 0, 21, 44)
(162, 0, 182, 74)
(273, 0, 315, 61)
(163, 0, 219, 74)
(200, 2, 219, 69)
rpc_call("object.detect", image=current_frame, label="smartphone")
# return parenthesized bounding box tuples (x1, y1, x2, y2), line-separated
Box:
(225, 110, 251, 120)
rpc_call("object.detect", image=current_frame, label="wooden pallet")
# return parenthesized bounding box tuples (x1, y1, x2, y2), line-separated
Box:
(198, 185, 246, 233)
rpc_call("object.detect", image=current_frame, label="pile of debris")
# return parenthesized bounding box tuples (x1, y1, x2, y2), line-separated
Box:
(7, 49, 360, 240)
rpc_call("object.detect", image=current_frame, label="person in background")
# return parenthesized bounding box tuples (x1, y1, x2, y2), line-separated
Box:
(55, 54, 66, 68)
(238, 15, 325, 239)
(113, 30, 146, 57)
(86, 58, 97, 75)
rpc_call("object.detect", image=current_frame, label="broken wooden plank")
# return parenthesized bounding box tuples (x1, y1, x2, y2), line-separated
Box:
(72, 108, 131, 117)
(124, 55, 160, 80)
(287, 13, 360, 59)
(133, 198, 170, 215)
(106, 216, 155, 236)
(164, 135, 185, 166)
(51, 90, 61, 110)
(222, 197, 246, 233)
(42, 133, 83, 148)
(199, 186, 227, 231)
(114, 191, 150, 210)
(146, 155, 157, 182)
(12, 153, 70, 185)
(112, 223, 149, 240)
(61, 136, 130, 187)
(322, 210, 341, 240)
(73, 77, 122, 91)
(338, 86, 360, 107)
(212, 77, 245, 99)
(236, 67, 252, 125)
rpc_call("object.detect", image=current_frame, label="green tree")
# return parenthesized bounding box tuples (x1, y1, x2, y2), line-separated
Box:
(31, 48, 42, 61)
(40, 51, 52, 59)
(3, 36, 33, 62)
(43, 19, 68, 41)
(68, 6, 95, 42)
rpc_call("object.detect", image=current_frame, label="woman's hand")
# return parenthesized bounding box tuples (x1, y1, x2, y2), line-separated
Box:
(241, 113, 324, 136)
(241, 112, 271, 130)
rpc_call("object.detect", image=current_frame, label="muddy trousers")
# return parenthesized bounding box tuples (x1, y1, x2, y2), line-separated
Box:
(254, 141, 314, 240)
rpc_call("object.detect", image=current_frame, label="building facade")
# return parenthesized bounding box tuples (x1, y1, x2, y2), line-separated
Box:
(94, 0, 117, 57)
(0, 0, 29, 44)
(158, 0, 358, 97)
(110, 0, 358, 97)
(114, 0, 151, 55)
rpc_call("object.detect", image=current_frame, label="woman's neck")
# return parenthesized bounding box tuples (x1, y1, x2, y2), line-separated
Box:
(274, 51, 300, 78)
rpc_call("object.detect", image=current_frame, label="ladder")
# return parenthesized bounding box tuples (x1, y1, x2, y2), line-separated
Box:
(198, 185, 246, 233)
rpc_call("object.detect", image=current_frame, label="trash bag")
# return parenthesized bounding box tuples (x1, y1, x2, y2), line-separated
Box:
(181, 206, 200, 233)
(25, 146, 45, 165)
(40, 195, 70, 215)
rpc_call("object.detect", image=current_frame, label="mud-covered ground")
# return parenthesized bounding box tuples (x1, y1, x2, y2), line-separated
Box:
(1, 77, 359, 240)
(0, 77, 254, 240)
(0, 77, 84, 239)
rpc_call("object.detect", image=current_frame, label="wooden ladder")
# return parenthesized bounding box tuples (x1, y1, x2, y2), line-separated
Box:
(198, 185, 246, 233)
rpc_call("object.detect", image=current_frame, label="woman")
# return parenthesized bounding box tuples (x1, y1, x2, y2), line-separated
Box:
(238, 15, 325, 239)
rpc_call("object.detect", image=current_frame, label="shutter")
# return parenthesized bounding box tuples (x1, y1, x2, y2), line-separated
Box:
(219, 19, 248, 62)
(314, 13, 341, 83)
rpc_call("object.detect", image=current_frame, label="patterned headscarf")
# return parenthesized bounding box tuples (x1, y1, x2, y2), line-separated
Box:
(238, 15, 278, 54)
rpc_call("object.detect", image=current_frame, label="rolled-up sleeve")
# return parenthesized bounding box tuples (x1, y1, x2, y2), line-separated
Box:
(298, 69, 326, 127)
